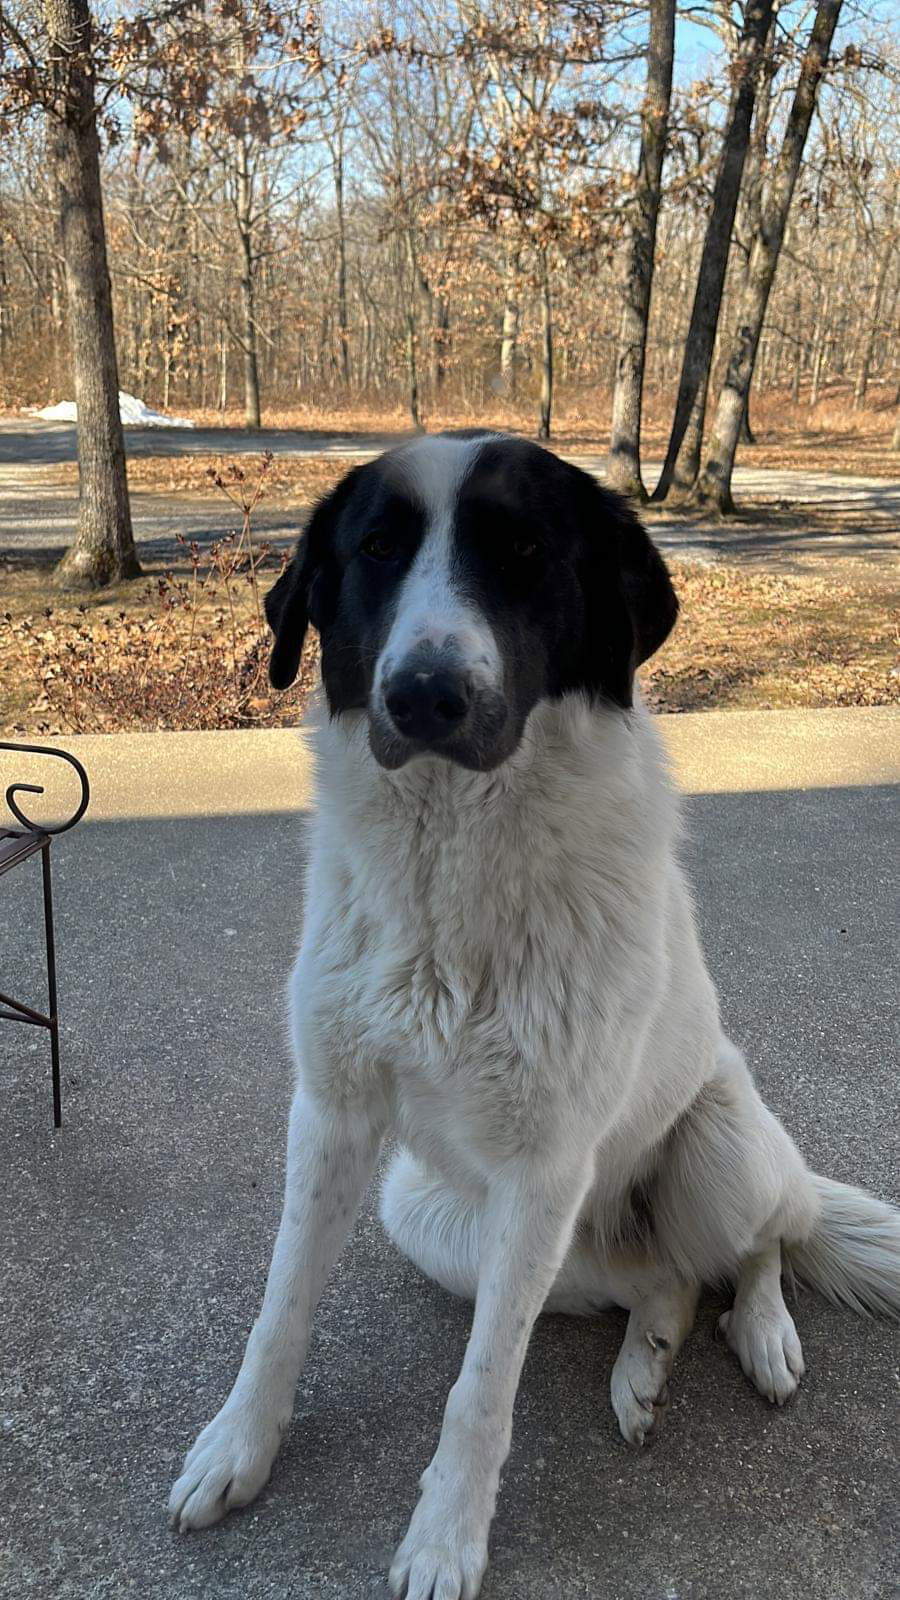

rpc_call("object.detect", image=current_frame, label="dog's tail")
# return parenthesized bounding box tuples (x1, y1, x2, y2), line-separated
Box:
(785, 1175, 900, 1322)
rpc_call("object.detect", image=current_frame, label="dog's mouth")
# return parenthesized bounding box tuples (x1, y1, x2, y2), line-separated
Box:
(367, 688, 517, 772)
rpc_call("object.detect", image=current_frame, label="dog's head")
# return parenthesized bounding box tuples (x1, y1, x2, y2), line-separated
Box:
(266, 433, 677, 771)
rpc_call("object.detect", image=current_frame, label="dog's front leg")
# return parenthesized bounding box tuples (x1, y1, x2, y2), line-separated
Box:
(389, 1154, 593, 1600)
(169, 1083, 384, 1531)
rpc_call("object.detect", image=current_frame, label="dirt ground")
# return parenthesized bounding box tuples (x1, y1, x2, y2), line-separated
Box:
(50, 452, 353, 503)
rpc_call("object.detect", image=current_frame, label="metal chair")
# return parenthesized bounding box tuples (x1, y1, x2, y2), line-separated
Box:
(0, 742, 90, 1127)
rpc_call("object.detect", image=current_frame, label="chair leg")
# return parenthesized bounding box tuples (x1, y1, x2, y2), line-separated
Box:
(40, 842, 61, 1129)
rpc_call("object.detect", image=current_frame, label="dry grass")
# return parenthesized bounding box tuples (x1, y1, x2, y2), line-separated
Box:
(162, 385, 899, 480)
(1, 549, 315, 736)
(115, 453, 359, 503)
(0, 458, 316, 733)
(46, 452, 356, 504)
(2, 550, 896, 736)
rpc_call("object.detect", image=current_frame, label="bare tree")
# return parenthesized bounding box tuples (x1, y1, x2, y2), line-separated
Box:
(606, 0, 675, 499)
(730, 17, 780, 444)
(321, 63, 355, 390)
(652, 0, 775, 503)
(1, 0, 141, 588)
(853, 190, 897, 407)
(2, 1, 895, 435)
(234, 130, 262, 429)
(499, 249, 521, 393)
(210, 8, 321, 429)
(694, 0, 844, 511)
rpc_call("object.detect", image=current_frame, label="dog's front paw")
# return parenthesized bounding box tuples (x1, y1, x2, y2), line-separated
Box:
(168, 1396, 285, 1532)
(389, 1481, 490, 1600)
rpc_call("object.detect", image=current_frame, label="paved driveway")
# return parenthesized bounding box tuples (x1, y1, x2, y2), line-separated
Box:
(1, 712, 897, 1600)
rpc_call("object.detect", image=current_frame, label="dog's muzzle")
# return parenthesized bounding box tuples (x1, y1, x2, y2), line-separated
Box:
(369, 642, 512, 771)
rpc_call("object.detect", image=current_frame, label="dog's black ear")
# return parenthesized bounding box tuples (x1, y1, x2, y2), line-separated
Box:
(578, 485, 678, 709)
(265, 547, 311, 690)
(265, 468, 362, 690)
(612, 493, 679, 672)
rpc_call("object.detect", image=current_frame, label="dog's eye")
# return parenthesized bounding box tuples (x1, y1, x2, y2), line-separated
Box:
(361, 532, 398, 562)
(512, 536, 537, 559)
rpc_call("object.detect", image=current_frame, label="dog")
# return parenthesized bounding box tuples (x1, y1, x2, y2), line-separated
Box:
(169, 432, 900, 1599)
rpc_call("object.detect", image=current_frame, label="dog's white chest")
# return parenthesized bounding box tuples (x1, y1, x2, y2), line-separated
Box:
(301, 819, 625, 1175)
(359, 931, 574, 1174)
(293, 701, 678, 1172)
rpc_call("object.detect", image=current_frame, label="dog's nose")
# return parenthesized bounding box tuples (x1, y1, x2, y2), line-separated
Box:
(384, 666, 471, 743)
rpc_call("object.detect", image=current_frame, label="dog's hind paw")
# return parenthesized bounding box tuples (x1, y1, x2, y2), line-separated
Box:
(167, 1397, 283, 1532)
(610, 1330, 672, 1447)
(718, 1302, 805, 1406)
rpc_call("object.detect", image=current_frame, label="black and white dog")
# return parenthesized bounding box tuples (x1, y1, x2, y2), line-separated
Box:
(170, 433, 899, 1599)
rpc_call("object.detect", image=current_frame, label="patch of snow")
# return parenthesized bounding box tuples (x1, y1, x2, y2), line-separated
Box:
(26, 399, 79, 422)
(25, 391, 195, 428)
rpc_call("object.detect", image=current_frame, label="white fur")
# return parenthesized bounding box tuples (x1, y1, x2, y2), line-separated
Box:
(169, 466, 900, 1595)
(375, 435, 502, 700)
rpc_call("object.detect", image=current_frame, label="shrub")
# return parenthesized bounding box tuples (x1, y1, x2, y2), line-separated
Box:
(7, 455, 317, 733)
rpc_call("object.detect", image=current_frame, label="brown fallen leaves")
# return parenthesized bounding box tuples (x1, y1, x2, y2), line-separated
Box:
(642, 563, 898, 712)
(3, 556, 896, 737)
(2, 454, 316, 734)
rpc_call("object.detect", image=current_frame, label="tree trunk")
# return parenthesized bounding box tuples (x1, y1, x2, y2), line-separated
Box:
(403, 231, 422, 430)
(606, 0, 675, 501)
(791, 288, 803, 401)
(405, 306, 421, 428)
(359, 271, 374, 390)
(693, 0, 843, 512)
(537, 253, 553, 440)
(48, 225, 67, 394)
(432, 296, 450, 393)
(236, 137, 261, 430)
(162, 178, 188, 414)
(853, 205, 894, 409)
(652, 0, 775, 502)
(334, 125, 351, 389)
(809, 281, 831, 407)
(756, 339, 767, 391)
(44, 0, 140, 589)
(0, 232, 10, 359)
(218, 318, 228, 412)
(891, 409, 900, 451)
(500, 252, 520, 395)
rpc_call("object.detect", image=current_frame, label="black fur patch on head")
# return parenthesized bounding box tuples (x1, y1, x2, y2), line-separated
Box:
(450, 436, 677, 711)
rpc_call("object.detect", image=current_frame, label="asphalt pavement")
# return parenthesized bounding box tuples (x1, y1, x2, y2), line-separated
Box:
(1, 711, 898, 1600)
